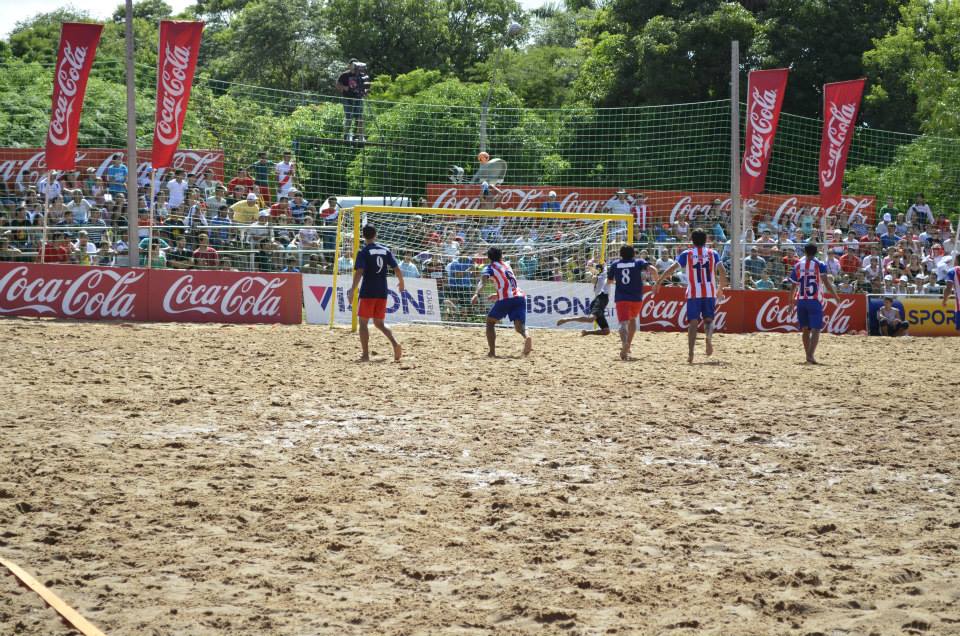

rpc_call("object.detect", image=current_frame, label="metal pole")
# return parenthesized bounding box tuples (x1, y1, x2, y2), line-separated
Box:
(729, 40, 743, 290)
(125, 0, 139, 268)
(147, 173, 156, 268)
(40, 170, 51, 263)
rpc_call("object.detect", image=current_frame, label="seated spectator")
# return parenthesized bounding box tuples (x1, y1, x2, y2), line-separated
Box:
(280, 256, 300, 273)
(231, 193, 262, 225)
(72, 230, 98, 265)
(877, 297, 909, 336)
(825, 251, 841, 276)
(141, 240, 166, 268)
(757, 212, 778, 236)
(0, 234, 23, 262)
(879, 224, 902, 249)
(165, 236, 194, 269)
(289, 190, 315, 223)
(205, 185, 229, 216)
(209, 205, 233, 248)
(799, 207, 815, 239)
(655, 249, 675, 273)
(65, 189, 93, 223)
(270, 196, 290, 220)
(95, 240, 116, 267)
(756, 229, 775, 258)
(193, 233, 219, 270)
(56, 210, 77, 239)
(754, 272, 776, 290)
(881, 274, 898, 295)
(517, 245, 538, 278)
(255, 238, 277, 272)
(894, 213, 909, 236)
(399, 251, 420, 278)
(37, 232, 70, 263)
(246, 211, 272, 248)
(839, 249, 861, 275)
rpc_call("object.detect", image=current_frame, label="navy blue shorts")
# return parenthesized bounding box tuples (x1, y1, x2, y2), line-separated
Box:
(686, 297, 716, 321)
(796, 300, 824, 330)
(344, 97, 363, 120)
(489, 296, 526, 323)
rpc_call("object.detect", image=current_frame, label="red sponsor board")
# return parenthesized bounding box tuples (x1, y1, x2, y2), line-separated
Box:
(739, 290, 866, 335)
(0, 148, 223, 194)
(148, 269, 302, 324)
(0, 263, 149, 320)
(152, 21, 204, 169)
(426, 185, 876, 228)
(638, 286, 738, 333)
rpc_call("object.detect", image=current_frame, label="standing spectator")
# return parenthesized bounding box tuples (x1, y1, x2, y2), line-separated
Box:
(249, 152, 273, 201)
(825, 250, 841, 277)
(193, 233, 219, 269)
(517, 245, 538, 278)
(540, 191, 561, 212)
(880, 224, 902, 249)
(296, 216, 320, 257)
(604, 188, 632, 239)
(756, 229, 776, 258)
(743, 247, 766, 279)
(37, 171, 63, 201)
(205, 184, 229, 214)
(231, 193, 262, 225)
(878, 196, 899, 223)
(445, 254, 475, 309)
(275, 152, 296, 201)
(336, 59, 371, 142)
(799, 207, 815, 240)
(228, 167, 256, 197)
(106, 154, 127, 195)
(906, 193, 934, 229)
(197, 169, 216, 197)
(165, 169, 188, 210)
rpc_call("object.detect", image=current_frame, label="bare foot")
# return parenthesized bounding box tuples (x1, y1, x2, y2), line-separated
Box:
(487, 351, 497, 358)
(687, 353, 694, 364)
(393, 343, 402, 362)
(580, 330, 589, 337)
(359, 355, 370, 363)
(705, 339, 714, 357)
(523, 337, 533, 356)
(806, 357, 819, 365)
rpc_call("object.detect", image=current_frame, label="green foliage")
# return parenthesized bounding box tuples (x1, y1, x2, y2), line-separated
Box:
(470, 45, 584, 108)
(370, 69, 446, 102)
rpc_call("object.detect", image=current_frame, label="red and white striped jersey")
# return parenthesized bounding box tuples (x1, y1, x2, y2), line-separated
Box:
(948, 266, 960, 312)
(483, 261, 525, 300)
(675, 247, 720, 299)
(789, 256, 827, 302)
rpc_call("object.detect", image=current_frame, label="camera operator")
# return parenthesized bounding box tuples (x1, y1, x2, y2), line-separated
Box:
(336, 58, 371, 143)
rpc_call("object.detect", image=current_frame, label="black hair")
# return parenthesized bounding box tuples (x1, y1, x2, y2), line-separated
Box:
(362, 224, 377, 240)
(619, 244, 636, 260)
(804, 242, 818, 257)
(691, 228, 707, 247)
(487, 246, 503, 262)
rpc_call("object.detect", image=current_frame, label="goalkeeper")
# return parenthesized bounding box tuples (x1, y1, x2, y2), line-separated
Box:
(556, 261, 611, 336)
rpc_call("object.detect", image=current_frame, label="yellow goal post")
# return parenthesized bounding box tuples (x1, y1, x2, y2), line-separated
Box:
(332, 205, 634, 331)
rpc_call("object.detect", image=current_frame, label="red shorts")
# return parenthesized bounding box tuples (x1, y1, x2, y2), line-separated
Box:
(358, 297, 387, 320)
(615, 300, 643, 322)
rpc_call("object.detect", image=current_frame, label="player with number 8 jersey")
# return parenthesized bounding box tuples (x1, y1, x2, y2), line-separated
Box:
(654, 228, 728, 364)
(607, 244, 653, 360)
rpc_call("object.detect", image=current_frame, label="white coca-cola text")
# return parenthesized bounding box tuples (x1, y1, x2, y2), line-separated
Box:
(161, 274, 285, 317)
(48, 42, 90, 147)
(637, 291, 729, 331)
(755, 295, 856, 334)
(743, 86, 779, 179)
(820, 101, 857, 188)
(155, 43, 192, 147)
(0, 266, 143, 318)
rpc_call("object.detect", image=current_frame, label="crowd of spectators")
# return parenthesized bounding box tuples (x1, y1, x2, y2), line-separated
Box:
(1, 160, 956, 302)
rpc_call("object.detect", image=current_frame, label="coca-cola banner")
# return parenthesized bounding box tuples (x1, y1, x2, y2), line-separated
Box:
(0, 148, 223, 194)
(741, 68, 789, 197)
(45, 23, 104, 171)
(0, 263, 149, 320)
(740, 290, 866, 335)
(148, 269, 302, 324)
(152, 21, 204, 169)
(819, 79, 866, 209)
(426, 185, 876, 228)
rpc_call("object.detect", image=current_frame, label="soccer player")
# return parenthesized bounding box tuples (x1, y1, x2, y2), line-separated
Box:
(556, 261, 610, 336)
(346, 225, 405, 362)
(653, 228, 727, 364)
(607, 245, 654, 360)
(472, 246, 532, 357)
(941, 253, 960, 332)
(787, 242, 840, 364)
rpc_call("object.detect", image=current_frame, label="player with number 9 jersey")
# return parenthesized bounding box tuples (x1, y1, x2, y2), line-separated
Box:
(355, 238, 399, 320)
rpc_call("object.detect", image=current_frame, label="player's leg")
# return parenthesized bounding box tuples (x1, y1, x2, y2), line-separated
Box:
(373, 318, 402, 361)
(685, 299, 701, 364)
(557, 315, 593, 326)
(508, 297, 532, 355)
(702, 299, 717, 356)
(583, 311, 610, 337)
(801, 327, 811, 358)
(358, 317, 371, 361)
(878, 320, 889, 336)
(807, 329, 821, 363)
(622, 316, 637, 360)
(806, 303, 824, 363)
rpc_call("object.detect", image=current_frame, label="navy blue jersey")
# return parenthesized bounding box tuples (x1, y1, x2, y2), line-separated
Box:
(607, 258, 651, 302)
(355, 242, 398, 298)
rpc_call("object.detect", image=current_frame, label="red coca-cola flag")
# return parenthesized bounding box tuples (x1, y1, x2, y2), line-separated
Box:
(819, 79, 865, 209)
(151, 21, 204, 169)
(45, 23, 104, 171)
(741, 68, 789, 197)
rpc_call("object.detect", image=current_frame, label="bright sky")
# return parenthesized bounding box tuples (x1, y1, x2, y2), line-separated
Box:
(2, 0, 546, 39)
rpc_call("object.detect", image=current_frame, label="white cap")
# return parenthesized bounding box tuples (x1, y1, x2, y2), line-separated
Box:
(884, 274, 893, 281)
(883, 212, 892, 222)
(548, 191, 557, 197)
(258, 210, 270, 217)
(246, 193, 257, 201)
(900, 275, 909, 282)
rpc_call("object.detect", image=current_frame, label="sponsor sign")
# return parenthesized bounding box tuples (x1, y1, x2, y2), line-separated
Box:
(45, 23, 103, 170)
(819, 79, 866, 208)
(303, 274, 441, 325)
(741, 290, 866, 334)
(152, 21, 204, 169)
(149, 269, 301, 324)
(0, 148, 224, 195)
(741, 68, 789, 197)
(895, 296, 959, 337)
(426, 185, 875, 228)
(0, 262, 148, 320)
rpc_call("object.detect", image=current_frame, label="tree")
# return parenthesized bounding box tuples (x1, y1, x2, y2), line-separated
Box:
(443, 0, 525, 74)
(110, 0, 173, 23)
(8, 9, 92, 65)
(471, 45, 584, 109)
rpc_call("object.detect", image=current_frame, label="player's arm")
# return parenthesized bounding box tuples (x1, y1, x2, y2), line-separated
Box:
(787, 279, 799, 310)
(471, 274, 490, 304)
(942, 276, 953, 307)
(392, 260, 405, 293)
(653, 262, 680, 291)
(346, 268, 363, 299)
(823, 274, 840, 301)
(715, 261, 728, 301)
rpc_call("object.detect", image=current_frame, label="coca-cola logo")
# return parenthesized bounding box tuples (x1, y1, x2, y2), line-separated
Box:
(155, 43, 192, 147)
(0, 266, 143, 318)
(637, 291, 729, 331)
(161, 274, 286, 317)
(820, 102, 856, 188)
(755, 295, 856, 334)
(772, 195, 873, 228)
(744, 87, 778, 179)
(48, 42, 90, 147)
